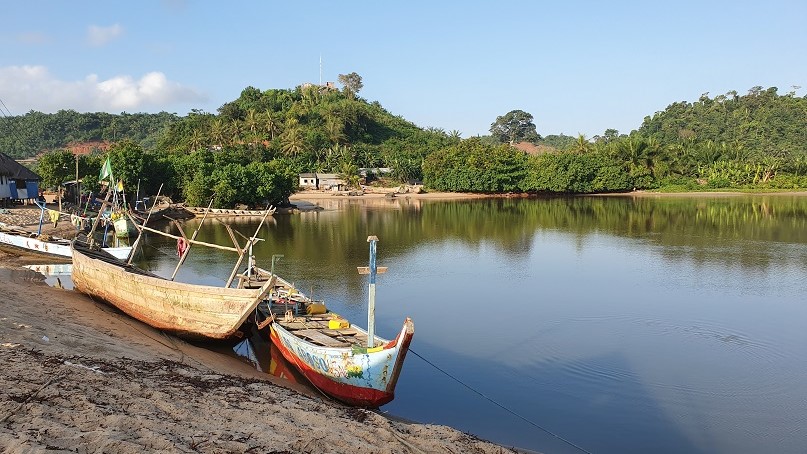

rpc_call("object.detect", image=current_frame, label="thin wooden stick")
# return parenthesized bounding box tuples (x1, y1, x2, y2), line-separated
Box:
(170, 197, 214, 281)
(224, 205, 273, 288)
(127, 184, 163, 264)
(135, 224, 240, 252)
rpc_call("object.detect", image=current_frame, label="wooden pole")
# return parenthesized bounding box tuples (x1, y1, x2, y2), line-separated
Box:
(86, 189, 114, 249)
(134, 224, 239, 253)
(169, 197, 214, 280)
(224, 205, 273, 288)
(127, 184, 163, 264)
(357, 236, 387, 348)
(75, 153, 79, 206)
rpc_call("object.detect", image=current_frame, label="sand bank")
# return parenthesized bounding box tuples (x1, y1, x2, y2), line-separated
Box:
(0, 244, 515, 452)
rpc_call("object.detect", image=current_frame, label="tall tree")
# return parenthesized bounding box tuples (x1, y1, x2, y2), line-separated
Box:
(36, 150, 76, 188)
(490, 110, 541, 145)
(338, 72, 364, 98)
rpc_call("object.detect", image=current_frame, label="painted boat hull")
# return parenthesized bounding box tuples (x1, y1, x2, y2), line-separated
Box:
(71, 242, 274, 340)
(269, 318, 414, 407)
(0, 228, 131, 261)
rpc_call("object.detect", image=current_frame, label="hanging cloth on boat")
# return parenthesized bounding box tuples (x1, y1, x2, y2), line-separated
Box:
(48, 209, 60, 227)
(176, 238, 189, 257)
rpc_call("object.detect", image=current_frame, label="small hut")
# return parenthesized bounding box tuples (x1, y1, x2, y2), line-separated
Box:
(0, 152, 42, 207)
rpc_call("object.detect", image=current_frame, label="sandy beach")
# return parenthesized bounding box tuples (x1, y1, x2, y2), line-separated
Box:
(0, 205, 516, 453)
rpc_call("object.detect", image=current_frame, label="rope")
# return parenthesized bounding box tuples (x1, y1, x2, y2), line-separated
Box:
(409, 349, 592, 454)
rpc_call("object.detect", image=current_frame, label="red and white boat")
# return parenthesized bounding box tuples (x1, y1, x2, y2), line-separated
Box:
(248, 236, 414, 407)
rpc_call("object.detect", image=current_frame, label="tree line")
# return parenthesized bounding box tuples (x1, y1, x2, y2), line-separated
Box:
(18, 82, 807, 207)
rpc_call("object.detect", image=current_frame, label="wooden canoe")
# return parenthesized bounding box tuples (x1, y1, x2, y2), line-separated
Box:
(70, 241, 275, 340)
(184, 206, 277, 217)
(245, 267, 414, 407)
(269, 315, 414, 407)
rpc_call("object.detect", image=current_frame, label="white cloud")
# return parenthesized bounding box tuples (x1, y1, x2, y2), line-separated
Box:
(87, 24, 124, 47)
(0, 65, 206, 113)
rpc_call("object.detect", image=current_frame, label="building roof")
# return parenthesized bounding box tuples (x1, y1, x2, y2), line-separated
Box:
(0, 152, 41, 180)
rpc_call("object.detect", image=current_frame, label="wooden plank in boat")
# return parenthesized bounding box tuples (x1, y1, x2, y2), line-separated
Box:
(294, 329, 350, 347)
(322, 328, 359, 336)
(279, 321, 309, 330)
(279, 320, 327, 330)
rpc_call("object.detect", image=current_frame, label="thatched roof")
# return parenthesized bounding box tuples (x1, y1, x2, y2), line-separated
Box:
(0, 152, 40, 180)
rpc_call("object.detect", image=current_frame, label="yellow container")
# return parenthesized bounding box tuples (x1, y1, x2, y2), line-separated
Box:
(328, 319, 350, 329)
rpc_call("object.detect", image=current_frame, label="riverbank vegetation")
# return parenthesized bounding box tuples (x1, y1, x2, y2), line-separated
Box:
(7, 79, 807, 207)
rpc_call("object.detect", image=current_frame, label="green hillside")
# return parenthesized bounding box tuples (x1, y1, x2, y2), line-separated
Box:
(10, 84, 807, 206)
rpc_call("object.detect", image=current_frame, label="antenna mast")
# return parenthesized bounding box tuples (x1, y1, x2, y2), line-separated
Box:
(319, 54, 322, 85)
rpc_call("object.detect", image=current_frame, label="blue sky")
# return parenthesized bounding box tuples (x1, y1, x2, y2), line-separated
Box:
(3, 1, 806, 139)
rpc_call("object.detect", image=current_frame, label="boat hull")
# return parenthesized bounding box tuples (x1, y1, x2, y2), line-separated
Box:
(71, 243, 273, 340)
(269, 318, 414, 407)
(0, 229, 72, 260)
(0, 228, 130, 261)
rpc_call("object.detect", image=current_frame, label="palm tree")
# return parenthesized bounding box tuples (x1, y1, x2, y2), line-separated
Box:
(281, 127, 304, 156)
(573, 134, 591, 154)
(228, 120, 244, 146)
(210, 119, 226, 148)
(325, 118, 346, 146)
(188, 129, 204, 151)
(337, 160, 361, 190)
(244, 109, 260, 144)
(262, 111, 281, 140)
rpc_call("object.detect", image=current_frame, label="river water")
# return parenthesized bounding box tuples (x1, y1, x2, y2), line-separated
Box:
(50, 194, 807, 453)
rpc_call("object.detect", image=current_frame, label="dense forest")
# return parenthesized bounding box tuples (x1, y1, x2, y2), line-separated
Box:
(4, 81, 806, 208)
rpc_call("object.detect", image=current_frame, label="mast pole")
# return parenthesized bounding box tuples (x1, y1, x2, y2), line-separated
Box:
(358, 236, 387, 348)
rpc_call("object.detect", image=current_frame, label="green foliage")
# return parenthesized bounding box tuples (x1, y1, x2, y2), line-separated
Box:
(489, 110, 541, 144)
(539, 134, 576, 150)
(9, 83, 807, 202)
(639, 87, 807, 159)
(522, 152, 633, 193)
(0, 110, 178, 159)
(337, 72, 364, 97)
(423, 138, 528, 192)
(35, 150, 76, 188)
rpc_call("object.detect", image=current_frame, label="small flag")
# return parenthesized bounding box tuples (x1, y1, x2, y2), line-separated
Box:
(99, 157, 112, 181)
(116, 179, 124, 192)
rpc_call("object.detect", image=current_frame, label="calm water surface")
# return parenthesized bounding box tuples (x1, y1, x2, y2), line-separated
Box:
(80, 195, 807, 453)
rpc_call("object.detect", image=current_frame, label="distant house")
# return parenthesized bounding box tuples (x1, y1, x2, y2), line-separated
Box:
(297, 173, 347, 191)
(299, 173, 317, 189)
(0, 151, 42, 206)
(317, 173, 346, 191)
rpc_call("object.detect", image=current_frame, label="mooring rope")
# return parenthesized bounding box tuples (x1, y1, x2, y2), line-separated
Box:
(409, 349, 593, 454)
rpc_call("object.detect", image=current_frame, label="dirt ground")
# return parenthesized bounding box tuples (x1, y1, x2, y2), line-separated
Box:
(0, 204, 517, 453)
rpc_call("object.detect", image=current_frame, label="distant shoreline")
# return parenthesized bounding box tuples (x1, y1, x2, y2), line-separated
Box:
(289, 188, 807, 203)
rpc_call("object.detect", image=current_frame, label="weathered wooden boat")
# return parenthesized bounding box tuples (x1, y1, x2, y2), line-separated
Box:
(71, 239, 276, 340)
(72, 195, 277, 340)
(0, 221, 131, 261)
(184, 206, 277, 217)
(249, 237, 415, 407)
(268, 312, 414, 407)
(131, 195, 174, 223)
